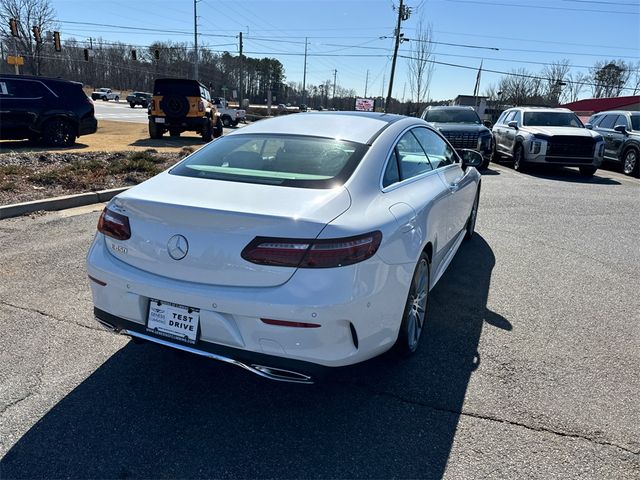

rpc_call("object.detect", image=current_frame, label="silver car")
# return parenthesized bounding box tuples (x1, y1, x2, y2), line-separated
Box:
(491, 107, 605, 176)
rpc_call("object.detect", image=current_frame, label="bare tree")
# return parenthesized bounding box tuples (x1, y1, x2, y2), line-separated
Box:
(542, 59, 571, 106)
(561, 71, 589, 103)
(406, 19, 435, 109)
(497, 68, 544, 106)
(630, 61, 640, 96)
(0, 0, 56, 75)
(590, 60, 631, 98)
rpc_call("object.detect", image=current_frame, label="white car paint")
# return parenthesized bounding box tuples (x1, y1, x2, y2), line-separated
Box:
(86, 112, 481, 382)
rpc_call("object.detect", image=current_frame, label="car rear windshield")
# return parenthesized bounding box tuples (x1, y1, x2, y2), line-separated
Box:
(170, 134, 368, 189)
(424, 109, 480, 124)
(631, 115, 640, 131)
(153, 80, 201, 97)
(523, 112, 584, 128)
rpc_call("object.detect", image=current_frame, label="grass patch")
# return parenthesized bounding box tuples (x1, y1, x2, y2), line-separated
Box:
(0, 181, 17, 191)
(0, 165, 30, 175)
(30, 170, 62, 186)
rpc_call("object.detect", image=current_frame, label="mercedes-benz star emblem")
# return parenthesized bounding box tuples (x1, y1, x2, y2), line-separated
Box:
(167, 234, 189, 260)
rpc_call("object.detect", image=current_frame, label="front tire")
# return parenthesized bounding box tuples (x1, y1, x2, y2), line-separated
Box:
(43, 119, 76, 147)
(513, 143, 527, 172)
(622, 148, 638, 176)
(394, 253, 430, 356)
(129, 102, 136, 108)
(465, 188, 480, 240)
(221, 115, 232, 128)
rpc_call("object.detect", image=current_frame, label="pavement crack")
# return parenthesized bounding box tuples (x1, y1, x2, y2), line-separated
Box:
(342, 381, 639, 456)
(0, 368, 44, 416)
(0, 299, 104, 334)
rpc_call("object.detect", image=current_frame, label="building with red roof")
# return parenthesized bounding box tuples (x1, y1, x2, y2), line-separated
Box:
(561, 96, 640, 117)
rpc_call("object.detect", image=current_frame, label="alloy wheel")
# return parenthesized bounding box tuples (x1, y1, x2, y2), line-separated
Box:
(405, 258, 429, 352)
(623, 149, 638, 176)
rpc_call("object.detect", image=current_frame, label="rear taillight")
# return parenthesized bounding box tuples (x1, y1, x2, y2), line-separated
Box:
(198, 100, 205, 112)
(241, 231, 382, 268)
(150, 99, 156, 111)
(97, 206, 131, 240)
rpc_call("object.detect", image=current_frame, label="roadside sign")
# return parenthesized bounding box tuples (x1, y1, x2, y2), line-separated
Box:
(7, 55, 24, 66)
(355, 97, 374, 112)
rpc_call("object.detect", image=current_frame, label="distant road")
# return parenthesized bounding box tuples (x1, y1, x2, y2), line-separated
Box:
(93, 100, 148, 124)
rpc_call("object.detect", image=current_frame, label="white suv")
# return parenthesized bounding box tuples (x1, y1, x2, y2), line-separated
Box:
(491, 107, 604, 176)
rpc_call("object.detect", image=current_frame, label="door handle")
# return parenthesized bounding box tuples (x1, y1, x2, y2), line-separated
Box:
(449, 183, 460, 192)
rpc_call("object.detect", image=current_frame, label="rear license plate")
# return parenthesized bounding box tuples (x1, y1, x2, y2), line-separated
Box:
(155, 117, 165, 123)
(146, 299, 200, 345)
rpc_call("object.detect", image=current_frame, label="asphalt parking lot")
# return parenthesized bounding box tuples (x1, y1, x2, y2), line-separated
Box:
(0, 164, 638, 479)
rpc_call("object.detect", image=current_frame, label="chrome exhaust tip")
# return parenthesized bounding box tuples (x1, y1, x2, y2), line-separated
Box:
(95, 318, 118, 332)
(251, 365, 314, 384)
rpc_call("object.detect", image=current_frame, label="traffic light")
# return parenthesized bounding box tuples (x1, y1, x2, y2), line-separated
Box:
(154, 49, 160, 60)
(131, 49, 137, 61)
(53, 31, 61, 52)
(83, 48, 89, 62)
(9, 18, 19, 37)
(32, 25, 42, 43)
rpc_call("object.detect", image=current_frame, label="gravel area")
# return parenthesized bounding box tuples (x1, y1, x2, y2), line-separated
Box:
(0, 149, 191, 205)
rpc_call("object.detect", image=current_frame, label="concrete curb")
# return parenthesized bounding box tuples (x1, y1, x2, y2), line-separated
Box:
(0, 187, 129, 220)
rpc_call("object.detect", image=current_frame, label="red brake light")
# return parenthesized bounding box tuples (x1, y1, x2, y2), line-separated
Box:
(261, 318, 321, 328)
(241, 231, 382, 268)
(97, 206, 131, 240)
(198, 100, 205, 112)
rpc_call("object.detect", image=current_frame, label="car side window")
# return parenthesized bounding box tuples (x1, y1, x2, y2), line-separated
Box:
(615, 115, 628, 128)
(382, 149, 401, 187)
(512, 111, 522, 125)
(413, 127, 457, 169)
(395, 130, 434, 180)
(503, 111, 516, 124)
(588, 115, 602, 127)
(598, 115, 617, 129)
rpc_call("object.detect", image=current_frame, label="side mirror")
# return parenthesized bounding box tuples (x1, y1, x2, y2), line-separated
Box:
(507, 121, 518, 129)
(483, 120, 492, 128)
(585, 123, 593, 130)
(460, 149, 484, 169)
(613, 125, 627, 134)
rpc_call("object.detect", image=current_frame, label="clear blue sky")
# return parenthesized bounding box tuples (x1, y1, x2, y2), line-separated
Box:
(51, 0, 640, 101)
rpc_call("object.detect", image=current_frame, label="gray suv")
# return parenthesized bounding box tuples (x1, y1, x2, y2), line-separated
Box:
(421, 106, 492, 169)
(586, 110, 639, 177)
(491, 107, 605, 176)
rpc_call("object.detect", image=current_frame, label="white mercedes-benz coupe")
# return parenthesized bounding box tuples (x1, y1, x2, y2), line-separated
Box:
(87, 112, 483, 383)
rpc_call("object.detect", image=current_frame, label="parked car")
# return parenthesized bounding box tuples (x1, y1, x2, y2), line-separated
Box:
(212, 97, 246, 126)
(421, 106, 492, 170)
(491, 107, 605, 176)
(148, 78, 223, 142)
(91, 87, 120, 101)
(87, 112, 483, 383)
(586, 110, 640, 176)
(0, 74, 97, 147)
(126, 91, 152, 108)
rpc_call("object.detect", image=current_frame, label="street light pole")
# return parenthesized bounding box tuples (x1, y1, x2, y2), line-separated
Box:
(194, 0, 199, 81)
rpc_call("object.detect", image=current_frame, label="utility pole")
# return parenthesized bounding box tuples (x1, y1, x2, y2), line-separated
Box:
(332, 69, 337, 106)
(385, 0, 410, 113)
(238, 31, 243, 107)
(364, 69, 369, 98)
(302, 37, 308, 105)
(194, 0, 199, 81)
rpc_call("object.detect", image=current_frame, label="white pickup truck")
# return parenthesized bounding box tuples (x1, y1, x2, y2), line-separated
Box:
(213, 97, 246, 127)
(91, 88, 121, 102)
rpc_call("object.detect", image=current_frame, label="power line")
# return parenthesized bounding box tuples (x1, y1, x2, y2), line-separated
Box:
(442, 0, 639, 14)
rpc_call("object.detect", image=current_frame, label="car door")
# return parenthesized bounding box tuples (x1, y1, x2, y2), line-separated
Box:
(611, 114, 629, 161)
(597, 114, 619, 160)
(498, 110, 516, 156)
(503, 110, 521, 155)
(413, 127, 475, 258)
(0, 78, 46, 139)
(379, 128, 450, 273)
(493, 110, 509, 154)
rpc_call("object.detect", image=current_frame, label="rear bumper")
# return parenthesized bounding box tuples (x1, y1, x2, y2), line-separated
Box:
(86, 234, 412, 369)
(149, 115, 205, 131)
(94, 308, 324, 383)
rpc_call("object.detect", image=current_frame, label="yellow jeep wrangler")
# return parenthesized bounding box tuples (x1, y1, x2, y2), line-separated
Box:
(148, 78, 223, 142)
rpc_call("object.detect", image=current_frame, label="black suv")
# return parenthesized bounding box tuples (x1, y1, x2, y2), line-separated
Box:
(587, 110, 640, 176)
(126, 91, 152, 109)
(421, 106, 492, 169)
(0, 74, 97, 147)
(148, 78, 222, 142)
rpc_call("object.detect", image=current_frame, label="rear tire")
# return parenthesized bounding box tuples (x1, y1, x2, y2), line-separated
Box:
(149, 120, 164, 139)
(222, 115, 232, 128)
(129, 102, 136, 108)
(622, 148, 638, 176)
(169, 129, 181, 137)
(393, 253, 430, 356)
(214, 116, 224, 138)
(579, 166, 597, 177)
(43, 119, 76, 147)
